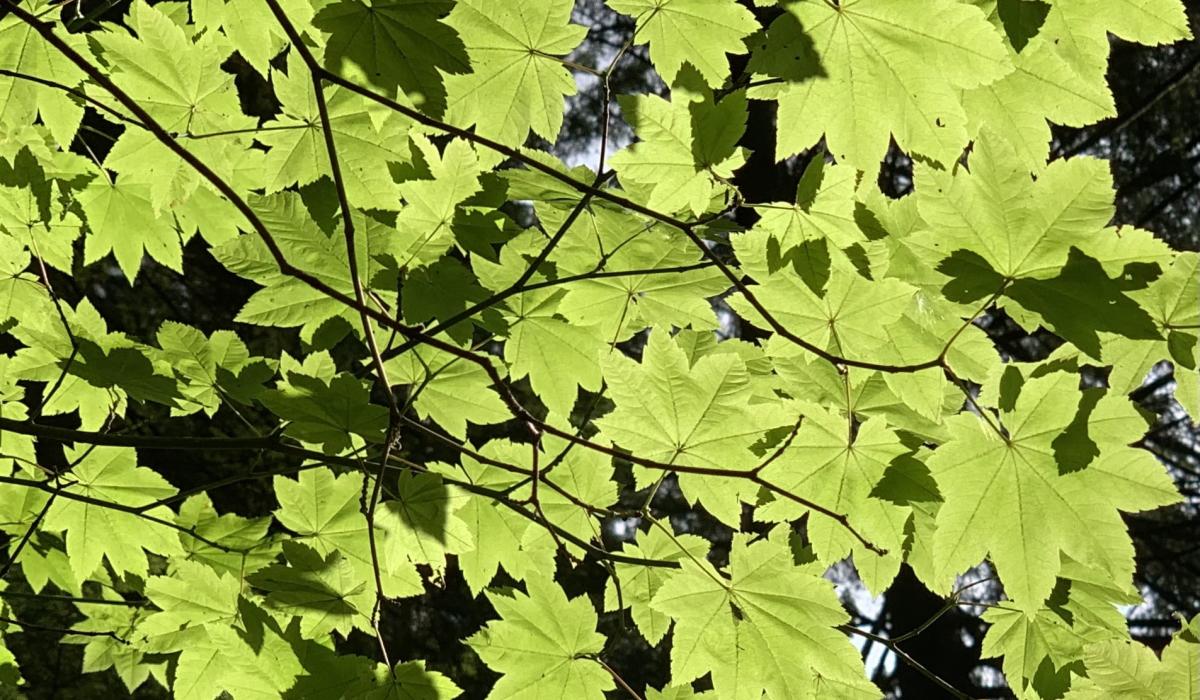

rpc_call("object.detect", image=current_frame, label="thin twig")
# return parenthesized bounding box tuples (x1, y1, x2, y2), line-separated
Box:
(750, 417, 803, 475)
(0, 495, 55, 581)
(281, 14, 402, 666)
(0, 67, 145, 127)
(0, 615, 128, 644)
(586, 655, 644, 700)
(841, 626, 971, 700)
(0, 590, 145, 607)
(26, 239, 78, 418)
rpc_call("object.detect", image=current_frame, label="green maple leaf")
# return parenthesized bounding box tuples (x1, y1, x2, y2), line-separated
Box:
(140, 570, 304, 697)
(930, 370, 1177, 608)
(507, 435, 617, 558)
(506, 157, 680, 285)
(44, 445, 182, 584)
(762, 0, 1012, 170)
(101, 126, 233, 215)
(729, 244, 916, 362)
(169, 623, 295, 700)
(431, 436, 611, 572)
(980, 559, 1141, 696)
(390, 137, 483, 269)
(50, 336, 183, 410)
(610, 76, 746, 216)
(0, 632, 19, 688)
(78, 178, 181, 282)
(747, 158, 863, 252)
(595, 329, 791, 525)
(9, 293, 184, 413)
(603, 526, 709, 645)
(967, 0, 1190, 168)
(260, 351, 388, 452)
(7, 298, 127, 428)
(0, 0, 1194, 689)
(912, 130, 1115, 280)
(175, 493, 279, 577)
(201, 0, 314, 77)
(92, 1, 248, 134)
(0, 357, 37, 474)
(0, 233, 51, 342)
(1001, 248, 1162, 361)
(261, 53, 411, 209)
(400, 258, 496, 343)
(555, 229, 726, 343)
(854, 295, 999, 423)
(444, 0, 587, 146)
(1067, 224, 1176, 281)
(513, 175, 720, 343)
(214, 192, 396, 334)
(758, 409, 911, 592)
(1062, 389, 1181, 513)
(981, 599, 1082, 695)
(65, 604, 154, 693)
(0, 177, 83, 273)
(156, 322, 253, 417)
(273, 468, 422, 600)
(314, 0, 470, 116)
(1065, 621, 1200, 699)
(431, 436, 611, 592)
(429, 446, 530, 595)
(502, 288, 607, 417)
(518, 187, 725, 342)
(963, 1, 1113, 168)
(379, 472, 474, 573)
(537, 195, 667, 274)
(648, 687, 712, 700)
(651, 533, 878, 698)
(607, 0, 758, 87)
(287, 646, 463, 700)
(250, 541, 374, 639)
(1089, 0, 1194, 45)
(469, 576, 613, 699)
(0, 0, 89, 147)
(142, 559, 241, 636)
(385, 343, 510, 439)
(1107, 252, 1200, 408)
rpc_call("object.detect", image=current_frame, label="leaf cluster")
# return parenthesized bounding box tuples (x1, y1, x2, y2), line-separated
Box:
(0, 0, 1195, 697)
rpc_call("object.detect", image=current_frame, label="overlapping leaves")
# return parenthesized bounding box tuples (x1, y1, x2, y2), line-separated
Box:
(0, 0, 1193, 698)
